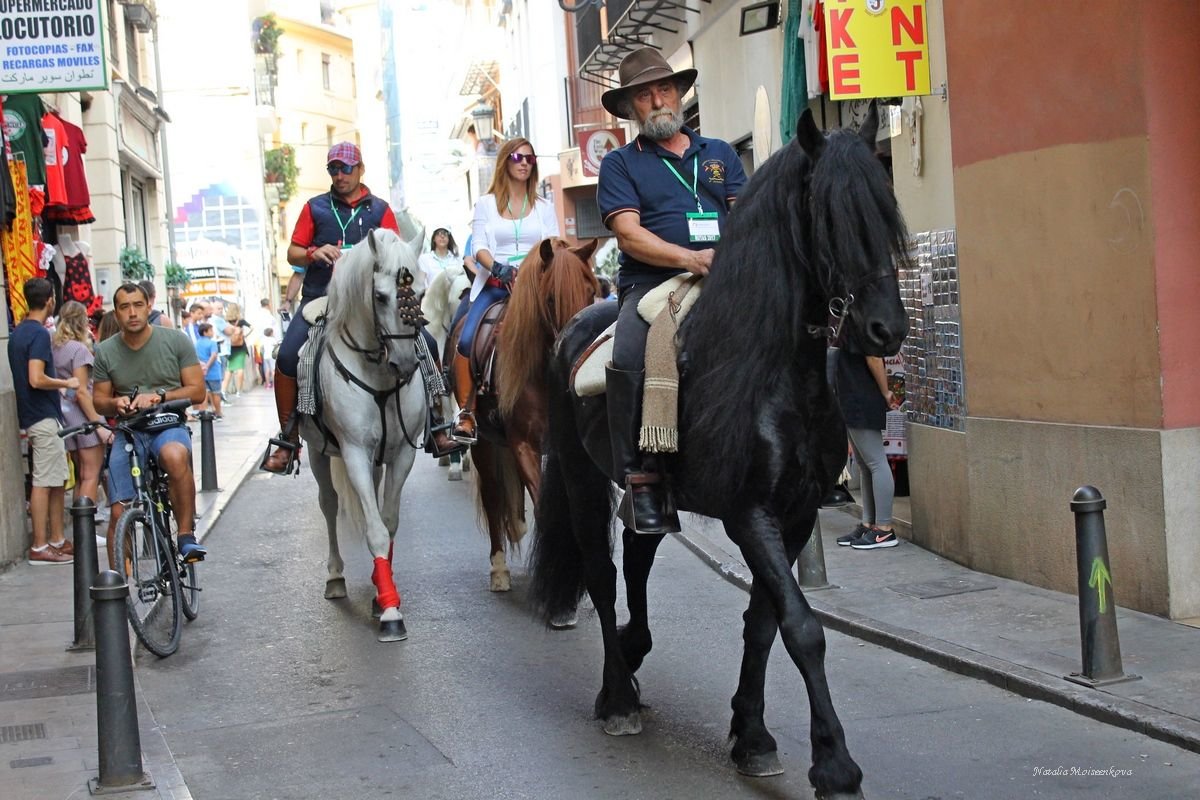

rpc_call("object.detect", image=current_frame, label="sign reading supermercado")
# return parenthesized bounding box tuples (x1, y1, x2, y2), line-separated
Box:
(823, 0, 930, 100)
(0, 0, 106, 94)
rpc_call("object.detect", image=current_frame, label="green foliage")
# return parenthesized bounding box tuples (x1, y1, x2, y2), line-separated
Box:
(253, 13, 282, 58)
(597, 246, 620, 278)
(119, 247, 155, 282)
(264, 144, 298, 201)
(163, 262, 190, 290)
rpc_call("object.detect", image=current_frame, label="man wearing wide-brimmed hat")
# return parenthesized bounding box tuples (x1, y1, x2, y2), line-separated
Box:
(596, 47, 747, 535)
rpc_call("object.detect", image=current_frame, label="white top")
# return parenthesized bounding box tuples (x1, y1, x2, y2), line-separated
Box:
(468, 193, 559, 301)
(417, 250, 461, 293)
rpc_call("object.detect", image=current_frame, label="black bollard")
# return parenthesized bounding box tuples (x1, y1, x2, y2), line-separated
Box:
(89, 570, 155, 793)
(1065, 486, 1139, 688)
(67, 498, 99, 651)
(198, 410, 219, 492)
(797, 517, 831, 589)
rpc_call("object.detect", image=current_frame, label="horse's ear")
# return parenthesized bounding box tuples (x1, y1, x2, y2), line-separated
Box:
(574, 238, 599, 264)
(367, 228, 379, 268)
(858, 101, 879, 148)
(796, 109, 824, 161)
(539, 237, 556, 269)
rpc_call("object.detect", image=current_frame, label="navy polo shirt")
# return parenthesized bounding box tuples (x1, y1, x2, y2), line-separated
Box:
(597, 126, 746, 290)
(7, 319, 63, 430)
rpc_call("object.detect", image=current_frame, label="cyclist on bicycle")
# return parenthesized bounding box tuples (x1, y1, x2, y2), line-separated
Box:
(93, 283, 209, 562)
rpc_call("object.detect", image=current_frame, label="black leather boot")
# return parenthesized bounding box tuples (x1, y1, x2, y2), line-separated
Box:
(606, 366, 679, 534)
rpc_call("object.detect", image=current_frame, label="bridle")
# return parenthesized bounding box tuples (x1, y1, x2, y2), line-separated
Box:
(805, 267, 896, 341)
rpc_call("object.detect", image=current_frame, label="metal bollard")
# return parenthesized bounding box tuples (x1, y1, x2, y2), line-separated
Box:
(66, 498, 99, 651)
(797, 517, 831, 590)
(1065, 486, 1139, 688)
(198, 410, 219, 492)
(89, 570, 155, 793)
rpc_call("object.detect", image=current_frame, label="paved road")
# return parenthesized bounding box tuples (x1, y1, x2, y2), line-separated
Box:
(135, 458, 1200, 799)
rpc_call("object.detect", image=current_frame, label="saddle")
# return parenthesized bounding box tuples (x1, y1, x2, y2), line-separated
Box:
(447, 296, 508, 397)
(571, 274, 704, 397)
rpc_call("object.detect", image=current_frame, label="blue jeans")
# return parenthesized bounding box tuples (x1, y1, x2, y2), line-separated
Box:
(277, 299, 314, 378)
(457, 284, 508, 357)
(106, 427, 193, 505)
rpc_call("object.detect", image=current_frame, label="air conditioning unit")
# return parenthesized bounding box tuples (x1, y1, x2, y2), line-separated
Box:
(120, 1, 155, 32)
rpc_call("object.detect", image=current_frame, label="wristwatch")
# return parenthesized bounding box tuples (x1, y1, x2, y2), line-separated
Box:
(157, 388, 168, 404)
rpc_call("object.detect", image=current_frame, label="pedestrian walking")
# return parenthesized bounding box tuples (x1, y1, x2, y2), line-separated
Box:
(259, 327, 278, 388)
(8, 278, 79, 564)
(195, 323, 224, 419)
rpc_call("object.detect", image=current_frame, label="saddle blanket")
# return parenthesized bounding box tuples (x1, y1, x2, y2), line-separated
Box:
(296, 319, 327, 415)
(571, 274, 703, 397)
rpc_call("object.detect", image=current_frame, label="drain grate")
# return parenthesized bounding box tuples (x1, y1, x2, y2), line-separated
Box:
(888, 577, 998, 599)
(0, 723, 47, 744)
(10, 756, 53, 768)
(0, 666, 94, 702)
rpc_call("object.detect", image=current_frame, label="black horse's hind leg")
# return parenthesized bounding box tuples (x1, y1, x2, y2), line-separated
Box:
(728, 508, 863, 799)
(729, 581, 782, 776)
(619, 527, 664, 672)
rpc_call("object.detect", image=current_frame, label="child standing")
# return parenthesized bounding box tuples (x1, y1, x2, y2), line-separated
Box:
(259, 326, 278, 389)
(195, 322, 224, 418)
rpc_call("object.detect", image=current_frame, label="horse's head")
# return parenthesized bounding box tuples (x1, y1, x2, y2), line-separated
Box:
(369, 224, 426, 372)
(797, 104, 908, 356)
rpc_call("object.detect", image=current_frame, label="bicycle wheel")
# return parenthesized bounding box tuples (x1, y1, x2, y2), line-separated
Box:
(114, 508, 182, 657)
(169, 513, 200, 620)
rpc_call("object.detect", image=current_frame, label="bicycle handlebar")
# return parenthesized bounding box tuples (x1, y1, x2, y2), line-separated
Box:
(58, 398, 195, 440)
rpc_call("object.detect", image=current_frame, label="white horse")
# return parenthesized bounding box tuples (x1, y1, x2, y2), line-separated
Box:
(297, 226, 428, 642)
(420, 266, 473, 481)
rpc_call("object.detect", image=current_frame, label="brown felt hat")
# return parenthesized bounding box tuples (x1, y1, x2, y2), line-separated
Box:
(601, 47, 697, 120)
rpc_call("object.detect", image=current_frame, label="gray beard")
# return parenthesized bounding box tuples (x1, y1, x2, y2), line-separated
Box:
(639, 107, 683, 141)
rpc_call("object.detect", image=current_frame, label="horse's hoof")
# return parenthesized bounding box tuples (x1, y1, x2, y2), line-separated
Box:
(448, 466, 463, 481)
(549, 610, 578, 629)
(438, 455, 450, 467)
(816, 791, 864, 800)
(490, 572, 511, 592)
(371, 598, 383, 619)
(378, 618, 408, 642)
(324, 578, 347, 599)
(734, 751, 784, 778)
(602, 713, 642, 736)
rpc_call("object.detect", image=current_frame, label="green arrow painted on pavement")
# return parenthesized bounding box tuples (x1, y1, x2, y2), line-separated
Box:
(1089, 557, 1113, 614)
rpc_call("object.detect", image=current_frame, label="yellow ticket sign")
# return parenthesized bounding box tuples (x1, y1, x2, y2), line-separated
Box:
(824, 0, 931, 100)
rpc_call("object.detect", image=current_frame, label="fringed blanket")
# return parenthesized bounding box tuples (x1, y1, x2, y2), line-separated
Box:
(636, 274, 702, 453)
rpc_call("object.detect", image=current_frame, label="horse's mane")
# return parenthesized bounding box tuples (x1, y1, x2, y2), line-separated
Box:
(498, 238, 599, 416)
(324, 229, 407, 335)
(680, 129, 911, 496)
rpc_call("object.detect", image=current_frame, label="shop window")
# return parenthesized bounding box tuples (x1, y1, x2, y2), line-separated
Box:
(573, 195, 607, 240)
(125, 22, 140, 83)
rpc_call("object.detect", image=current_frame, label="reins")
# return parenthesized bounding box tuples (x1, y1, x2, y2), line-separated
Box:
(805, 267, 895, 340)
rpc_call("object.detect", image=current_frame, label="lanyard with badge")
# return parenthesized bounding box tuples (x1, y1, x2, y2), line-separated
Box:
(661, 155, 720, 242)
(505, 195, 529, 266)
(331, 197, 361, 251)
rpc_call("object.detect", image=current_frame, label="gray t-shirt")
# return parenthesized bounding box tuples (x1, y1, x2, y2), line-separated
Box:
(93, 327, 199, 394)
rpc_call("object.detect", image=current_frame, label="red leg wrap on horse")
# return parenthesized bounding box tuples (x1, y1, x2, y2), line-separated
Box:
(372, 556, 401, 609)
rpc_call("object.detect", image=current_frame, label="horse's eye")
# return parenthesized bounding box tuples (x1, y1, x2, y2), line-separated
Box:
(375, 291, 388, 304)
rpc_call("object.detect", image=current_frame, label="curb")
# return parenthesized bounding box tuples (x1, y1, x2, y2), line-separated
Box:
(671, 525, 1200, 757)
(194, 441, 266, 545)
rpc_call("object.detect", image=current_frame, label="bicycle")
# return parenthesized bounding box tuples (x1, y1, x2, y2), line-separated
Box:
(59, 397, 201, 657)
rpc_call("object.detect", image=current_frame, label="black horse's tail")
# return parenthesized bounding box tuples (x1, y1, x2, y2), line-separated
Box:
(530, 364, 613, 626)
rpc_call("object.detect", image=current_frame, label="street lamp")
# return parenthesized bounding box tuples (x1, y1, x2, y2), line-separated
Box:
(471, 100, 495, 146)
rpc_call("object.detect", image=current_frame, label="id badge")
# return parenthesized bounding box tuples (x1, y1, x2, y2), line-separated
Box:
(687, 212, 720, 243)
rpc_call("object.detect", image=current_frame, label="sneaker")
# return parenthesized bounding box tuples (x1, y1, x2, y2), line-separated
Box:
(49, 539, 75, 556)
(28, 545, 73, 565)
(850, 528, 899, 550)
(177, 534, 207, 563)
(837, 523, 872, 547)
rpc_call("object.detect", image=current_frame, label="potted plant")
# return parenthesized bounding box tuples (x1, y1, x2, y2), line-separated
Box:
(253, 13, 283, 58)
(119, 247, 155, 282)
(263, 144, 299, 202)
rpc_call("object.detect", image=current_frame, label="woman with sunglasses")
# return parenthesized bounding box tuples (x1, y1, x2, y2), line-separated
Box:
(451, 137, 559, 444)
(261, 142, 401, 474)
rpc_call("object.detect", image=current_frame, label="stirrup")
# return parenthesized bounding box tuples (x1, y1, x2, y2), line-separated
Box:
(617, 473, 681, 535)
(451, 412, 478, 445)
(426, 419, 467, 457)
(260, 435, 302, 476)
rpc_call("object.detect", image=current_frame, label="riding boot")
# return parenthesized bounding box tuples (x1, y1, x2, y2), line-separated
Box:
(606, 366, 679, 534)
(450, 352, 478, 445)
(426, 402, 465, 457)
(260, 373, 302, 474)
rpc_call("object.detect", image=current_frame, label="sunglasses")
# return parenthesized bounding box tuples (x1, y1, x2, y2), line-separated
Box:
(326, 162, 356, 176)
(507, 152, 536, 165)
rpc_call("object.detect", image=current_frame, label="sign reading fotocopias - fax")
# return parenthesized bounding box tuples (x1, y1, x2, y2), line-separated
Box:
(0, 0, 107, 94)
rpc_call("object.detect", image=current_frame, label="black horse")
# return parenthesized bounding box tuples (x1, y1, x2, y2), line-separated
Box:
(529, 105, 909, 799)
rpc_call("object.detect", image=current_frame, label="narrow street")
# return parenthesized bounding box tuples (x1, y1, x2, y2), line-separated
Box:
(134, 458, 1199, 800)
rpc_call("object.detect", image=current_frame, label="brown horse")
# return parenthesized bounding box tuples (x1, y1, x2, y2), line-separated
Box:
(446, 237, 599, 592)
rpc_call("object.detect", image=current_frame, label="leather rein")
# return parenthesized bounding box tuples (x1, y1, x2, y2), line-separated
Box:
(805, 268, 895, 341)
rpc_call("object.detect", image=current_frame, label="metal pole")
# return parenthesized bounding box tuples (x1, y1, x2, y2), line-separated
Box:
(198, 410, 219, 492)
(89, 570, 154, 793)
(797, 516, 830, 589)
(67, 498, 99, 651)
(1065, 486, 1138, 687)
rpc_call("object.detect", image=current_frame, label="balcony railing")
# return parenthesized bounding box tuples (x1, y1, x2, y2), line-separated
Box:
(577, 0, 711, 87)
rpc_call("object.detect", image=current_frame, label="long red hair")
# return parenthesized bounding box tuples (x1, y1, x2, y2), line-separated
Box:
(488, 137, 540, 216)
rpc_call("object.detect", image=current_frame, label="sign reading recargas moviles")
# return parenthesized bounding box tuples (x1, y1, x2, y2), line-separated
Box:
(0, 0, 107, 94)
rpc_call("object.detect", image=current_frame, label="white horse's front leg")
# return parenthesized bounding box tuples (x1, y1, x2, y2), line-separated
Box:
(310, 452, 346, 599)
(341, 448, 407, 642)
